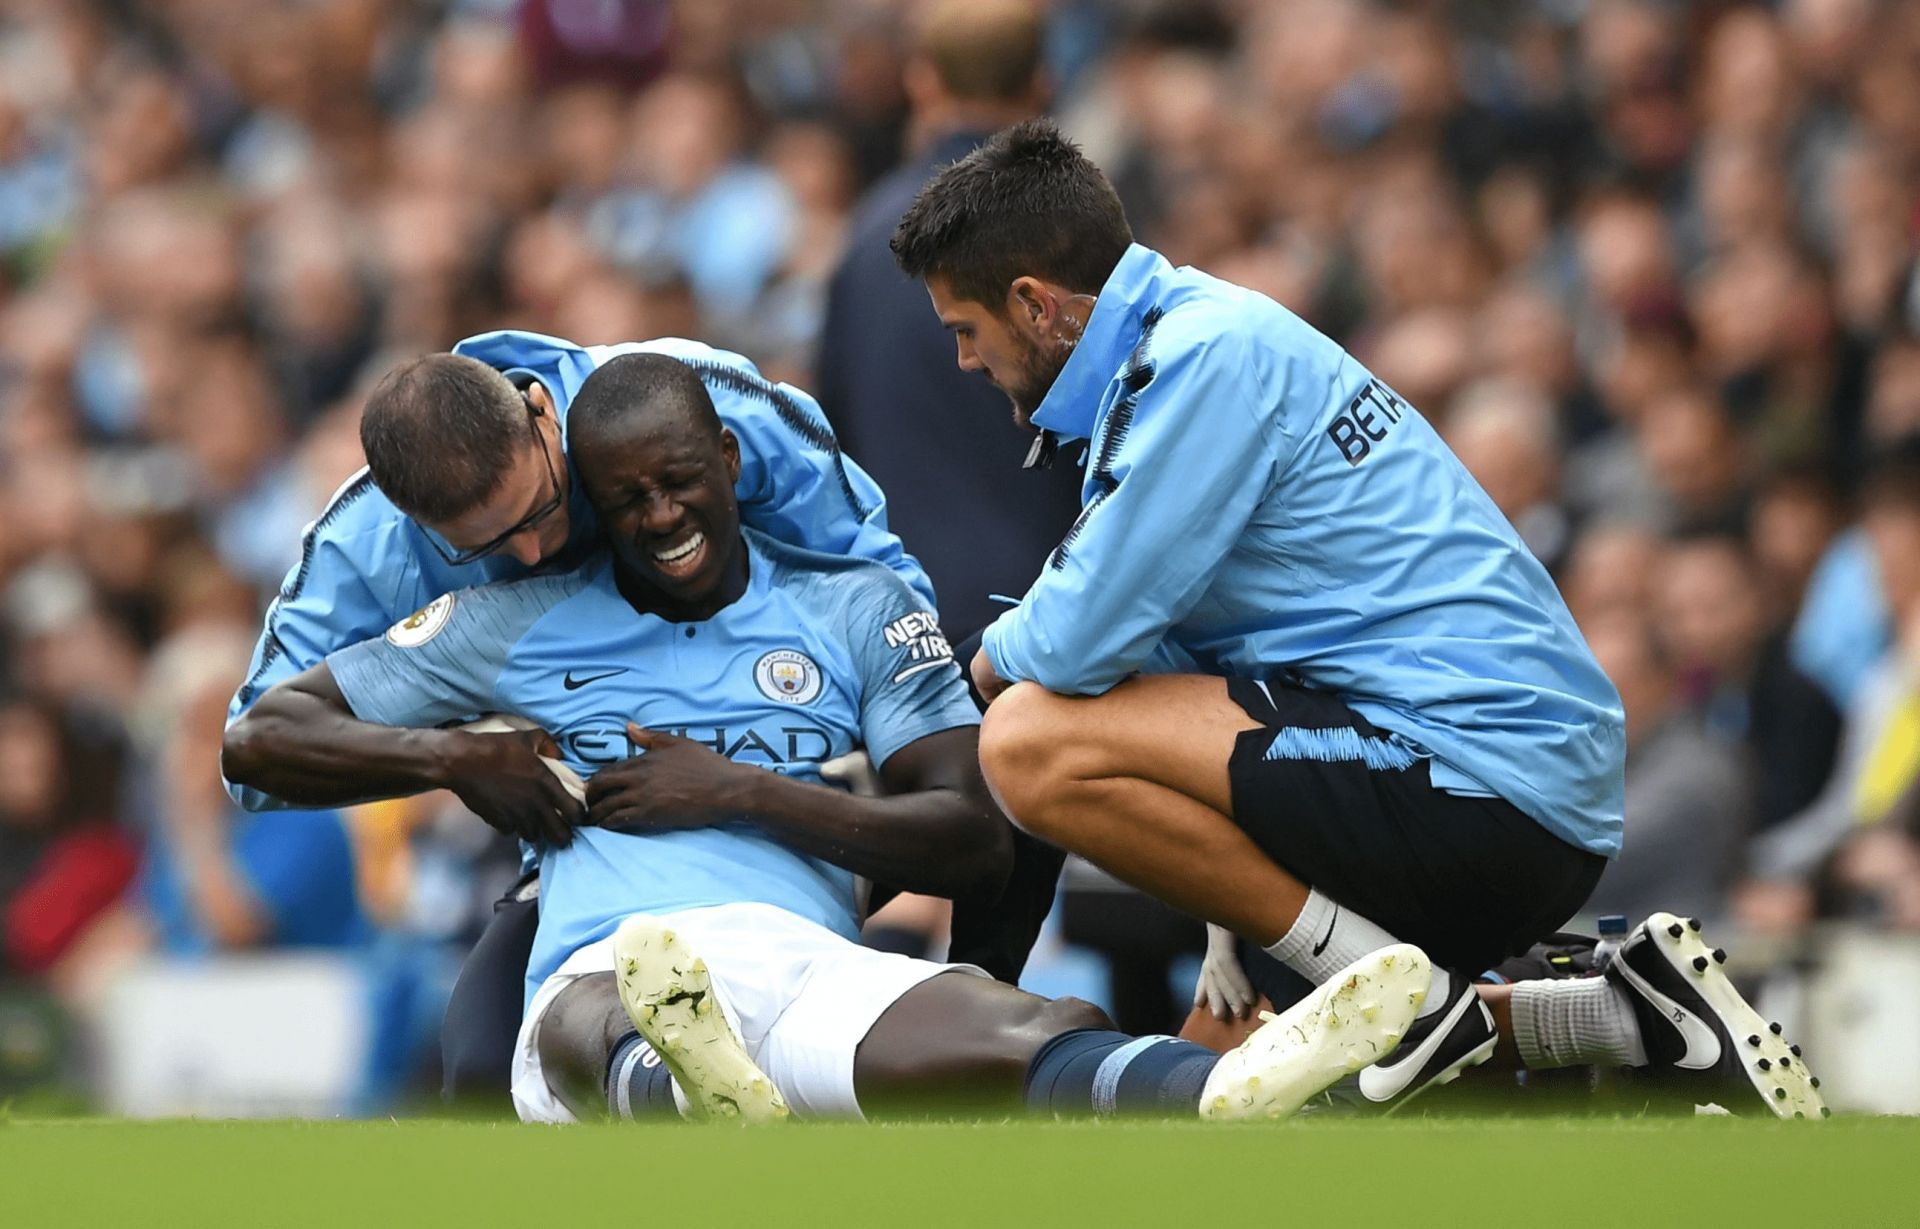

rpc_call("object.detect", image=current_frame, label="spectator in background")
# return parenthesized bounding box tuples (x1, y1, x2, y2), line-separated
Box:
(1473, 286, 1605, 446)
(1783, 331, 1920, 712)
(251, 199, 381, 427)
(1653, 533, 1842, 830)
(588, 72, 797, 338)
(748, 119, 860, 379)
(137, 626, 366, 956)
(516, 0, 671, 94)
(1637, 385, 1751, 533)
(1445, 377, 1571, 572)
(819, 0, 1079, 645)
(817, 0, 1083, 984)
(0, 79, 78, 275)
(1746, 440, 1920, 927)
(1564, 313, 1694, 530)
(1560, 523, 1663, 627)
(1749, 464, 1846, 617)
(183, 337, 309, 593)
(1584, 616, 1752, 925)
(0, 695, 136, 980)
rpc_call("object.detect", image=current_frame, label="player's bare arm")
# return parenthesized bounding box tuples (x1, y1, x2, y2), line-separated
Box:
(587, 723, 1012, 901)
(222, 662, 581, 847)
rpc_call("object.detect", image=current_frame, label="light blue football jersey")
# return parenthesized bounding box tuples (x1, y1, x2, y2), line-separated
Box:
(226, 331, 933, 812)
(982, 244, 1626, 857)
(327, 530, 979, 1004)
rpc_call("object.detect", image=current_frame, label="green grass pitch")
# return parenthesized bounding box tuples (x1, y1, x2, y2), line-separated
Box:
(2, 1116, 1914, 1227)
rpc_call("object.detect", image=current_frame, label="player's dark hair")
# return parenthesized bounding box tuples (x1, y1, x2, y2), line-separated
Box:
(359, 354, 528, 522)
(567, 353, 723, 447)
(890, 118, 1132, 311)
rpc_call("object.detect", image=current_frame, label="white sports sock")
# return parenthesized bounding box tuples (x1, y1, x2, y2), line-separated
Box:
(1263, 889, 1451, 1017)
(1509, 977, 1647, 1069)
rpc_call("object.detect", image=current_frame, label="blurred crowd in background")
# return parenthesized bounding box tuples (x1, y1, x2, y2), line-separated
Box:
(2, 0, 1919, 1112)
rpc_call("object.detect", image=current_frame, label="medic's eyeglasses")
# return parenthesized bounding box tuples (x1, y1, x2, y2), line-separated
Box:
(425, 399, 565, 566)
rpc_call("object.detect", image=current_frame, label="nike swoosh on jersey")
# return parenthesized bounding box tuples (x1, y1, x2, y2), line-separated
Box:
(564, 668, 630, 690)
(1610, 955, 1723, 1070)
(1355, 988, 1476, 1102)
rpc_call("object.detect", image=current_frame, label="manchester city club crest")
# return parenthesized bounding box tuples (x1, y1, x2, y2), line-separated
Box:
(754, 649, 822, 705)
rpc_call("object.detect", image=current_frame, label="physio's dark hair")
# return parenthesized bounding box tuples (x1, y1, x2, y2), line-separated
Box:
(567, 353, 723, 448)
(890, 118, 1132, 311)
(359, 354, 529, 522)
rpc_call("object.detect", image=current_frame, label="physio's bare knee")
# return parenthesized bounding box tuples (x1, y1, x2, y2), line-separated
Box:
(979, 683, 1086, 834)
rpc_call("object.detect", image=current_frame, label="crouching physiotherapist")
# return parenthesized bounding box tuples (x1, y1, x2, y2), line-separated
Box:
(887, 121, 1825, 1120)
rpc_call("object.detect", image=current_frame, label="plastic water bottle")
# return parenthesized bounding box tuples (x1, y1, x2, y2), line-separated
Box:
(1586, 914, 1633, 1102)
(1592, 914, 1629, 972)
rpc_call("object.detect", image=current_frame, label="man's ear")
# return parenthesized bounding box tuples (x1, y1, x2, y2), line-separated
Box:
(720, 427, 741, 483)
(527, 381, 556, 414)
(1009, 276, 1050, 328)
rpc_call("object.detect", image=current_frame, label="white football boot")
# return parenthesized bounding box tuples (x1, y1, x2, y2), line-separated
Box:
(612, 914, 789, 1124)
(1200, 943, 1430, 1120)
(1606, 911, 1828, 1120)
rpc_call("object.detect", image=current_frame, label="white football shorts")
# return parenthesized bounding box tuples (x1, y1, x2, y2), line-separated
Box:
(511, 901, 986, 1122)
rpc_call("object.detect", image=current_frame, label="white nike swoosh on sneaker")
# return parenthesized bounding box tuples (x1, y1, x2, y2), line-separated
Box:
(1610, 954, 1722, 1071)
(1355, 988, 1478, 1102)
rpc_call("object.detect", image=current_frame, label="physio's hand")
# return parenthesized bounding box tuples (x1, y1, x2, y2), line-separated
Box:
(820, 748, 881, 797)
(1193, 923, 1257, 1020)
(587, 724, 757, 832)
(443, 727, 581, 847)
(970, 647, 1011, 704)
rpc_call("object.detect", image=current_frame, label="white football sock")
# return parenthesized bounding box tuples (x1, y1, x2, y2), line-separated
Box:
(1509, 977, 1647, 1069)
(1263, 889, 1451, 1017)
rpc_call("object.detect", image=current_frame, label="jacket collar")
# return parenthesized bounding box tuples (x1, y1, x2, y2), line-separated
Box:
(1029, 243, 1168, 442)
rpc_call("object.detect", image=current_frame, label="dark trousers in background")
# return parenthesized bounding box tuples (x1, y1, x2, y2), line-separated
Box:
(945, 627, 1067, 984)
(440, 875, 538, 1106)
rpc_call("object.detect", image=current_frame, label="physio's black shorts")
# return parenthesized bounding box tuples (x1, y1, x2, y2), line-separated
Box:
(1225, 678, 1605, 975)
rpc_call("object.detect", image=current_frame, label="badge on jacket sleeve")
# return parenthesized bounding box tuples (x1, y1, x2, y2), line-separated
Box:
(386, 594, 455, 648)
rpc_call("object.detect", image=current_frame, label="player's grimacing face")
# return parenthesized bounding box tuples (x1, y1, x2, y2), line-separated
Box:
(578, 417, 743, 603)
(926, 275, 1063, 430)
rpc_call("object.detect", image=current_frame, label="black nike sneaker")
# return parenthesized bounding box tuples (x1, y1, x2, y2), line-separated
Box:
(1606, 911, 1828, 1120)
(1349, 970, 1498, 1111)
